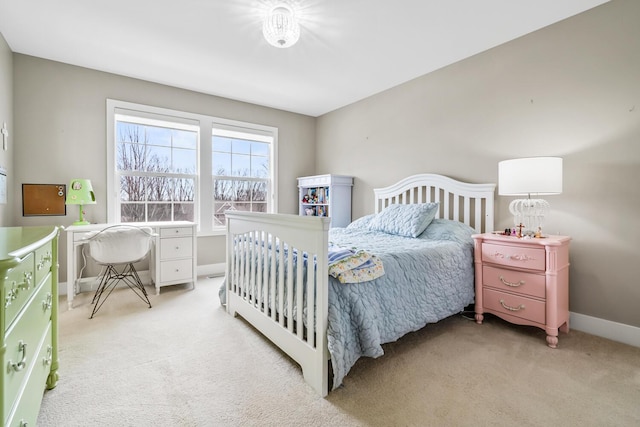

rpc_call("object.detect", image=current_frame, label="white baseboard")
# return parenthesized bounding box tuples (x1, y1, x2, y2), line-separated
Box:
(197, 262, 225, 278)
(570, 312, 640, 348)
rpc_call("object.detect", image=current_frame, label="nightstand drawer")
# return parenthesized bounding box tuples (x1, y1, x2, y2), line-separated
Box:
(482, 265, 545, 299)
(483, 288, 545, 325)
(481, 242, 545, 271)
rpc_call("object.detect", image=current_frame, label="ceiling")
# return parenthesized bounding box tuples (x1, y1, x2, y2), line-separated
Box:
(0, 0, 609, 117)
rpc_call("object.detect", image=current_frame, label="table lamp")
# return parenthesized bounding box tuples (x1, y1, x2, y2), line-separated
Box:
(498, 157, 562, 236)
(65, 179, 96, 225)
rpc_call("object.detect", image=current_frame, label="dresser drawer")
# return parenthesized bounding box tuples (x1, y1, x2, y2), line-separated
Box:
(4, 253, 35, 330)
(160, 259, 193, 283)
(5, 323, 52, 427)
(482, 265, 546, 299)
(481, 242, 545, 271)
(160, 236, 193, 260)
(160, 227, 193, 238)
(483, 288, 545, 325)
(4, 275, 53, 413)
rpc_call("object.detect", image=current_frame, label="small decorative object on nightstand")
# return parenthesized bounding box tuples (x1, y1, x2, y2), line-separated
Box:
(472, 232, 571, 348)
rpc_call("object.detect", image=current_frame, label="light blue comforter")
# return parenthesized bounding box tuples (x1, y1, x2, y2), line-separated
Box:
(325, 219, 475, 389)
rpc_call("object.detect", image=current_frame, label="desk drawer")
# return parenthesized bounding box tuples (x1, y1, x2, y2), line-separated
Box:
(160, 227, 193, 238)
(481, 242, 545, 271)
(4, 276, 53, 413)
(160, 259, 193, 283)
(160, 237, 193, 260)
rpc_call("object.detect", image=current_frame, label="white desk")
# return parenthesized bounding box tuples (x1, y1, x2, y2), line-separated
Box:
(65, 221, 197, 310)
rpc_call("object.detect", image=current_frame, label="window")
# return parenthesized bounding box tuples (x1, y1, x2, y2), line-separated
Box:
(212, 127, 272, 227)
(107, 100, 277, 235)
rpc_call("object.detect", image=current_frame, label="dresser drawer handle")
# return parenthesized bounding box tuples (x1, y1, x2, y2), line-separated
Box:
(43, 345, 53, 366)
(5, 286, 17, 308)
(8, 341, 28, 372)
(43, 293, 53, 311)
(19, 271, 33, 290)
(500, 299, 525, 312)
(499, 276, 525, 287)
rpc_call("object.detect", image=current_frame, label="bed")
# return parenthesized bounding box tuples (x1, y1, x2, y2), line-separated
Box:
(222, 173, 495, 396)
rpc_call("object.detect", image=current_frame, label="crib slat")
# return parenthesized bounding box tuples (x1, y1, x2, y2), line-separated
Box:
(296, 247, 304, 339)
(286, 245, 294, 332)
(270, 233, 277, 321)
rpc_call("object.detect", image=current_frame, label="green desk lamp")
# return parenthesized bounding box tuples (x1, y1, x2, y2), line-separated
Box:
(65, 179, 96, 225)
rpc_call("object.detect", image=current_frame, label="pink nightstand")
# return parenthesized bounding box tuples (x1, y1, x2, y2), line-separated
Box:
(472, 233, 571, 348)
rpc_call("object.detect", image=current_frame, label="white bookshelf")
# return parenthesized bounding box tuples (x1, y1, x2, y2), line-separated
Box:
(297, 174, 353, 227)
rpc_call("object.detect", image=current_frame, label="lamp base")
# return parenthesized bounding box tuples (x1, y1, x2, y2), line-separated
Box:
(509, 198, 549, 235)
(72, 220, 91, 226)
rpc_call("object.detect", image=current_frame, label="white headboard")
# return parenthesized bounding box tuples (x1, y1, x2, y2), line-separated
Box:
(373, 174, 496, 234)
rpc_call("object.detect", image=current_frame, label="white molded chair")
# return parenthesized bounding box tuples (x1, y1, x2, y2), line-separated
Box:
(85, 225, 155, 319)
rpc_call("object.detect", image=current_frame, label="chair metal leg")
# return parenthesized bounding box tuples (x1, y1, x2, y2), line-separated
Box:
(89, 263, 152, 319)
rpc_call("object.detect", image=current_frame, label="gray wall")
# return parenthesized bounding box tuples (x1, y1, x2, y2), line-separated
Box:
(316, 0, 640, 328)
(12, 55, 315, 280)
(0, 33, 12, 226)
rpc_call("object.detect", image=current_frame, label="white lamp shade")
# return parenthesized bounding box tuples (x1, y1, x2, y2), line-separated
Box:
(498, 157, 563, 196)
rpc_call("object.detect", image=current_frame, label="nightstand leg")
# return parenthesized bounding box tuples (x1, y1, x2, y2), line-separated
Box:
(546, 335, 559, 348)
(475, 313, 484, 324)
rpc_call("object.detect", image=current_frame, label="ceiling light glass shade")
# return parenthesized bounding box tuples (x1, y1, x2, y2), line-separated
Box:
(65, 178, 96, 225)
(263, 4, 300, 48)
(498, 157, 563, 234)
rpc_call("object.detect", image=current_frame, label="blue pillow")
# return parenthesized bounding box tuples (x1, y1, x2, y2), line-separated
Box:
(368, 203, 439, 238)
(346, 214, 376, 230)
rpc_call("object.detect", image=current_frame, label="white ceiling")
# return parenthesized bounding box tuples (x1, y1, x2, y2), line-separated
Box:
(0, 0, 609, 117)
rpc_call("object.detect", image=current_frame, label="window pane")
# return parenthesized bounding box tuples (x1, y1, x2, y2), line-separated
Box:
(148, 176, 171, 201)
(120, 176, 145, 201)
(121, 203, 145, 222)
(252, 141, 269, 156)
(174, 178, 195, 202)
(173, 148, 196, 173)
(148, 203, 171, 221)
(174, 203, 194, 221)
(232, 139, 251, 154)
(213, 152, 231, 176)
(173, 129, 197, 149)
(146, 125, 172, 147)
(252, 181, 267, 201)
(252, 156, 269, 178)
(233, 154, 251, 177)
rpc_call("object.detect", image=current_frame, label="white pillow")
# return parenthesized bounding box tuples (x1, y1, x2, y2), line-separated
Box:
(368, 203, 439, 238)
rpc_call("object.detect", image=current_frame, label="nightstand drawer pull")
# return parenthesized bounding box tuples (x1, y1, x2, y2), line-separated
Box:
(500, 299, 525, 312)
(9, 341, 28, 372)
(499, 276, 525, 287)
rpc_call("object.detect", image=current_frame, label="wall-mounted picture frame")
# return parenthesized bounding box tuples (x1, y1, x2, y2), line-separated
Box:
(22, 183, 67, 216)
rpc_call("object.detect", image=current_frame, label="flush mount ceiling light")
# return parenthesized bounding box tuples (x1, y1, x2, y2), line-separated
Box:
(263, 3, 300, 48)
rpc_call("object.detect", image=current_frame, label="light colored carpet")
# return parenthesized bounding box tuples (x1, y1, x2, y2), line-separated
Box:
(38, 277, 640, 426)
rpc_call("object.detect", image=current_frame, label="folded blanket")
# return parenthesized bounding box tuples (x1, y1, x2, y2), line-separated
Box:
(328, 245, 385, 284)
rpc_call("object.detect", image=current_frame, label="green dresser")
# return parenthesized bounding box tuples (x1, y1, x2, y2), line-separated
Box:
(0, 226, 59, 426)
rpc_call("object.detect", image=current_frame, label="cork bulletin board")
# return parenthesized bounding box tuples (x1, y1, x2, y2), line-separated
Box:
(22, 184, 66, 216)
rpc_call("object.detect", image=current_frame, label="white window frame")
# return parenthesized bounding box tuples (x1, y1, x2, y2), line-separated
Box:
(106, 99, 278, 236)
